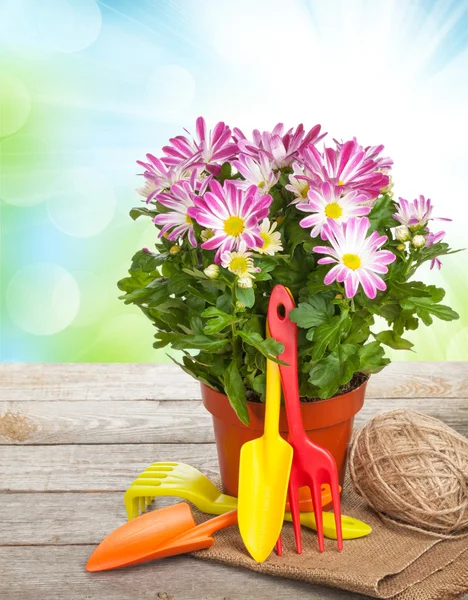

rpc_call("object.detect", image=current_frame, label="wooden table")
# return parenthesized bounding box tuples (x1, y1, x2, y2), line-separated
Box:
(0, 362, 467, 600)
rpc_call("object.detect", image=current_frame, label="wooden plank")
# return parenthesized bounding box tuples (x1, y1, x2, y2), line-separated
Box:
(0, 444, 220, 492)
(0, 492, 137, 545)
(0, 546, 371, 600)
(1, 396, 467, 445)
(0, 400, 212, 444)
(1, 362, 467, 401)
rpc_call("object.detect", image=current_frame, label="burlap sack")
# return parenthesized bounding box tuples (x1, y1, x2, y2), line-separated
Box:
(192, 478, 468, 599)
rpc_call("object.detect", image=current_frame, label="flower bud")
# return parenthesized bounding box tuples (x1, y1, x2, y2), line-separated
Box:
(235, 301, 246, 312)
(169, 245, 182, 255)
(412, 235, 426, 249)
(203, 264, 219, 279)
(335, 293, 344, 300)
(200, 229, 214, 242)
(395, 226, 410, 242)
(237, 276, 253, 289)
(396, 243, 406, 252)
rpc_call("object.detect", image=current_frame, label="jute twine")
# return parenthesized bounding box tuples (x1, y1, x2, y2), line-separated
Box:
(349, 409, 468, 538)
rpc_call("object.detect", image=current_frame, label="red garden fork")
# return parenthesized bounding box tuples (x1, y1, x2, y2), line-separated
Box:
(267, 284, 343, 553)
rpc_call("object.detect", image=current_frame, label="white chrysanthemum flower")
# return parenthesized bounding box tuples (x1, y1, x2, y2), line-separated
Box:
(220, 248, 259, 280)
(256, 219, 283, 255)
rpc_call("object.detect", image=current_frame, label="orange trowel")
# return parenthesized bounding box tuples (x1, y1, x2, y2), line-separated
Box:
(86, 502, 237, 572)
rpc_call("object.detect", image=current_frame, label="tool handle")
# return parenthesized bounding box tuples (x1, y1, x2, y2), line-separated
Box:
(189, 510, 238, 539)
(263, 357, 282, 442)
(267, 285, 306, 442)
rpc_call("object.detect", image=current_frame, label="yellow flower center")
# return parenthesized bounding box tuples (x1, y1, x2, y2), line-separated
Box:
(337, 180, 345, 186)
(325, 202, 343, 219)
(185, 214, 192, 224)
(301, 184, 310, 198)
(342, 253, 361, 270)
(258, 181, 265, 189)
(224, 216, 245, 236)
(260, 232, 271, 249)
(229, 257, 249, 274)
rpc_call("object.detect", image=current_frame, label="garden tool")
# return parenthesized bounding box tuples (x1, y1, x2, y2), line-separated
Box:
(87, 502, 237, 572)
(124, 463, 372, 540)
(237, 351, 293, 562)
(268, 284, 343, 554)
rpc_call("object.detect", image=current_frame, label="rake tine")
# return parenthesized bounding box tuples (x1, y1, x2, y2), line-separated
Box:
(275, 533, 283, 556)
(288, 480, 302, 554)
(329, 475, 343, 551)
(310, 480, 325, 552)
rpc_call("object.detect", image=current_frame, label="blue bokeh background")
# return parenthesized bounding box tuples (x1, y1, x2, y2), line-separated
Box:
(1, 0, 467, 362)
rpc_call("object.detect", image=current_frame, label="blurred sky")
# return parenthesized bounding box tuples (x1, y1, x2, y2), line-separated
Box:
(0, 0, 467, 362)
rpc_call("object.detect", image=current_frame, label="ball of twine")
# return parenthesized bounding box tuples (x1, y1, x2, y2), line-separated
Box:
(349, 409, 468, 537)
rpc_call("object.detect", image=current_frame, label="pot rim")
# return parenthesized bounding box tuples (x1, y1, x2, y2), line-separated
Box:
(200, 376, 367, 431)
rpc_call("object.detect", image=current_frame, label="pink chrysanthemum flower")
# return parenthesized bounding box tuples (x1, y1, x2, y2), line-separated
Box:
(425, 230, 446, 270)
(232, 152, 279, 194)
(233, 123, 325, 169)
(297, 182, 371, 239)
(314, 217, 396, 299)
(317, 140, 389, 199)
(393, 195, 451, 229)
(136, 154, 193, 203)
(162, 117, 238, 176)
(334, 138, 393, 173)
(153, 172, 211, 247)
(188, 180, 272, 262)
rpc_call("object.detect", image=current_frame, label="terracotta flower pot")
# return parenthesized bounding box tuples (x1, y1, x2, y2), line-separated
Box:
(201, 379, 367, 503)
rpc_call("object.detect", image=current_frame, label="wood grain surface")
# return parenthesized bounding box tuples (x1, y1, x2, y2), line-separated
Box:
(0, 363, 467, 600)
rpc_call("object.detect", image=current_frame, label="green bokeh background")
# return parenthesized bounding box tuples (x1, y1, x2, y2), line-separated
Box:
(1, 0, 467, 363)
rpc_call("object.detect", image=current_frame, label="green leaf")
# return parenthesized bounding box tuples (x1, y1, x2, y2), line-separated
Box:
(311, 310, 351, 361)
(216, 292, 233, 314)
(186, 284, 219, 305)
(289, 295, 334, 329)
(201, 307, 240, 334)
(285, 219, 314, 255)
(129, 206, 157, 221)
(306, 266, 332, 295)
(400, 297, 459, 325)
(218, 161, 232, 184)
(358, 341, 390, 374)
(224, 360, 250, 425)
(129, 249, 166, 272)
(153, 331, 181, 349)
(308, 344, 360, 399)
(237, 330, 286, 364)
(171, 335, 230, 352)
(367, 194, 399, 232)
(375, 330, 414, 350)
(236, 286, 255, 308)
(412, 242, 462, 269)
(167, 272, 193, 295)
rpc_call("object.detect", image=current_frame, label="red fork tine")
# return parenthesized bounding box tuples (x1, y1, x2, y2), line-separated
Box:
(268, 284, 343, 553)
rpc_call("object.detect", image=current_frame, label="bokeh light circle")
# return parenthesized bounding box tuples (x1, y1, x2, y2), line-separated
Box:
(47, 168, 117, 237)
(37, 0, 102, 53)
(0, 134, 57, 207)
(0, 74, 31, 138)
(148, 65, 196, 112)
(6, 263, 80, 336)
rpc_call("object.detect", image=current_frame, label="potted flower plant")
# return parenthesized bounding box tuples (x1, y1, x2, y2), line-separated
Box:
(118, 117, 459, 496)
